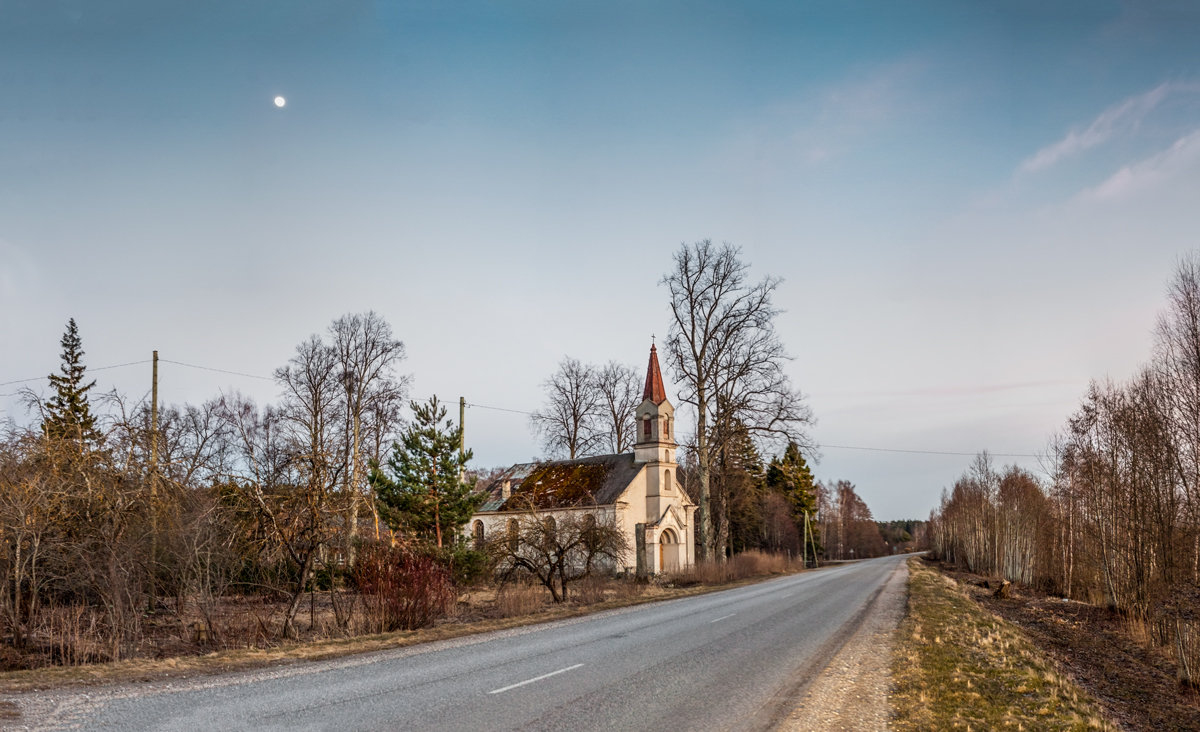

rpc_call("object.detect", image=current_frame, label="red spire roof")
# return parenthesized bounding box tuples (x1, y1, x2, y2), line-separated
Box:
(643, 343, 667, 405)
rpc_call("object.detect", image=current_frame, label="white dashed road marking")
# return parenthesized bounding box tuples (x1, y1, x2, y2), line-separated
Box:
(488, 664, 585, 695)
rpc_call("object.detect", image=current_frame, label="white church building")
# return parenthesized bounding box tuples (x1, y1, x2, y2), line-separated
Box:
(468, 344, 696, 575)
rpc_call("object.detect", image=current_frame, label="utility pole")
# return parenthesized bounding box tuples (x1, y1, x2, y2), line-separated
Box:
(149, 350, 159, 610)
(802, 510, 809, 568)
(458, 397, 466, 459)
(458, 396, 466, 481)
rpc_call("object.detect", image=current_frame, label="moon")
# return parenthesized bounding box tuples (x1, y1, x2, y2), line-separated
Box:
(273, 96, 286, 108)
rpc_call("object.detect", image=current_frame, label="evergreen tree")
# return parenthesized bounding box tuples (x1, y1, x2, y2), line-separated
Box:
(719, 423, 768, 554)
(766, 442, 821, 559)
(43, 318, 100, 449)
(370, 396, 481, 548)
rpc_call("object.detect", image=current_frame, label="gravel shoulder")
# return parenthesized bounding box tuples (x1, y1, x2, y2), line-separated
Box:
(781, 558, 908, 731)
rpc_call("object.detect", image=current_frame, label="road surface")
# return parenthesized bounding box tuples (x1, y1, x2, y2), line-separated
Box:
(12, 554, 906, 731)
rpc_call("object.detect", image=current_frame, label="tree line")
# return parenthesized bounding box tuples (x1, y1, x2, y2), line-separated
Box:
(928, 253, 1200, 685)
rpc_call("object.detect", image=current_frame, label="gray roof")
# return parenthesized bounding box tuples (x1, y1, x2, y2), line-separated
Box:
(478, 453, 644, 512)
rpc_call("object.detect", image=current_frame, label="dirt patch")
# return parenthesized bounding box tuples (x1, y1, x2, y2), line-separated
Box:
(0, 700, 19, 720)
(939, 563, 1200, 731)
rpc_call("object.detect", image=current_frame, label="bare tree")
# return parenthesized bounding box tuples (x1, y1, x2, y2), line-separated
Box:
(530, 358, 603, 459)
(594, 361, 640, 454)
(662, 240, 812, 559)
(487, 503, 628, 602)
(329, 312, 409, 545)
(217, 391, 339, 639)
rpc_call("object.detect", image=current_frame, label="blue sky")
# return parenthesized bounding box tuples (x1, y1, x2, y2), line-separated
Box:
(4, 1, 1200, 520)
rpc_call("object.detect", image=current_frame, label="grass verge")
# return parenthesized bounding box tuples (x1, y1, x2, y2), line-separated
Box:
(891, 557, 1114, 731)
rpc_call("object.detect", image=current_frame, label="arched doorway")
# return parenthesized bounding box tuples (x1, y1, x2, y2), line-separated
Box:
(659, 528, 680, 573)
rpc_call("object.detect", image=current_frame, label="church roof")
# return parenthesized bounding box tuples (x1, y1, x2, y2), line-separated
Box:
(478, 453, 643, 511)
(643, 343, 667, 405)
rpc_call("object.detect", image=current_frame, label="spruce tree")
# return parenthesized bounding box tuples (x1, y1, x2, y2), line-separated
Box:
(370, 396, 481, 548)
(766, 441, 821, 557)
(43, 318, 100, 449)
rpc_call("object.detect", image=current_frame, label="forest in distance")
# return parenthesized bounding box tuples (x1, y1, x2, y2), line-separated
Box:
(0, 242, 905, 670)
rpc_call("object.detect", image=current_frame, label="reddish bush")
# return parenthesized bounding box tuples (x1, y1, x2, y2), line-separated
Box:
(352, 543, 455, 632)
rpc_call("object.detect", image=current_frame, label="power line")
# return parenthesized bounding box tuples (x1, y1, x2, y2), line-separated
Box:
(159, 359, 273, 382)
(0, 359, 152, 387)
(466, 402, 1038, 457)
(466, 402, 534, 416)
(4, 360, 1043, 458)
(818, 443, 1039, 458)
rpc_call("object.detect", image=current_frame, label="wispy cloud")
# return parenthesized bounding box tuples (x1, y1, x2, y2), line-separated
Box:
(729, 58, 927, 168)
(796, 58, 927, 162)
(1019, 82, 1197, 174)
(1078, 126, 1200, 201)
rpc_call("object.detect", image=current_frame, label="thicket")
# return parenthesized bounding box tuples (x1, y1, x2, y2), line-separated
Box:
(929, 253, 1200, 686)
(0, 313, 483, 668)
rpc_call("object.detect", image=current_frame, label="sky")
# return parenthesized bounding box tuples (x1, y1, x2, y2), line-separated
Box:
(4, 1, 1200, 520)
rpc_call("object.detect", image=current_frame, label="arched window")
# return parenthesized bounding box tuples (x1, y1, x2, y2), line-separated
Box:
(472, 520, 485, 550)
(507, 518, 519, 551)
(664, 469, 672, 491)
(643, 416, 652, 437)
(663, 417, 669, 439)
(543, 516, 557, 545)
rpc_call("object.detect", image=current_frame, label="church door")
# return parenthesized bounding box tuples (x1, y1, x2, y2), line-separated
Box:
(659, 528, 679, 572)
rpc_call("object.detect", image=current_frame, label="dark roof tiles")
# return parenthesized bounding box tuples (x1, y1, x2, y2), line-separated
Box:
(478, 453, 643, 511)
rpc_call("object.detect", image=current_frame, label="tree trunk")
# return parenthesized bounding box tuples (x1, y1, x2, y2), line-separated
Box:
(696, 385, 711, 561)
(282, 552, 315, 640)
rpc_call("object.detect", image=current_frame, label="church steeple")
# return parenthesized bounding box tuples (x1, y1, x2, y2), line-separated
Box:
(634, 342, 675, 465)
(643, 343, 667, 405)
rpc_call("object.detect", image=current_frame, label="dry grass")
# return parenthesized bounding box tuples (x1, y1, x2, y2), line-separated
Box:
(892, 557, 1116, 731)
(494, 583, 548, 618)
(666, 550, 802, 586)
(0, 564, 791, 693)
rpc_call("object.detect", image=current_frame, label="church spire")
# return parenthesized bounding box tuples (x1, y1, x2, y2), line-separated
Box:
(643, 342, 667, 405)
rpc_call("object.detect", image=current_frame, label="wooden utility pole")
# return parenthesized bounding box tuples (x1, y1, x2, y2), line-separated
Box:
(458, 397, 466, 458)
(149, 350, 159, 609)
(150, 350, 158, 475)
(802, 510, 809, 568)
(458, 396, 466, 481)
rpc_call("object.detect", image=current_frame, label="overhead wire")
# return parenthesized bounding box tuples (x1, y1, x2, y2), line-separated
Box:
(4, 361, 1042, 458)
(0, 359, 153, 387)
(158, 358, 274, 382)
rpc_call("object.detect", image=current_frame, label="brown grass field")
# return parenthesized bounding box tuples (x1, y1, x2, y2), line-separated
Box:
(892, 556, 1114, 731)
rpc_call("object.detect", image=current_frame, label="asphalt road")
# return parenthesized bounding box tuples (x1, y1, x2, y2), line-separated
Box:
(16, 555, 905, 732)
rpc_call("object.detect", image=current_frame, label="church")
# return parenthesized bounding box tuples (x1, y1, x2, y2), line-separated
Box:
(467, 344, 696, 575)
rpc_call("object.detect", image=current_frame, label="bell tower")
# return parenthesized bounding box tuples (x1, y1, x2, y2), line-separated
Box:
(634, 342, 675, 464)
(635, 342, 677, 522)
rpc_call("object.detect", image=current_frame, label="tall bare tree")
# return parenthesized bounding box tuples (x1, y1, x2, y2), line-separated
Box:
(329, 312, 409, 544)
(594, 361, 641, 454)
(662, 240, 812, 559)
(530, 358, 603, 459)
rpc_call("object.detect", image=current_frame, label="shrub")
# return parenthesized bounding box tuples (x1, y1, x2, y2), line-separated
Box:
(352, 542, 455, 632)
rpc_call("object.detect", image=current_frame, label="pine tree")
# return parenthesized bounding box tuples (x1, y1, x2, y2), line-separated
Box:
(766, 441, 821, 558)
(43, 318, 100, 449)
(370, 396, 481, 548)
